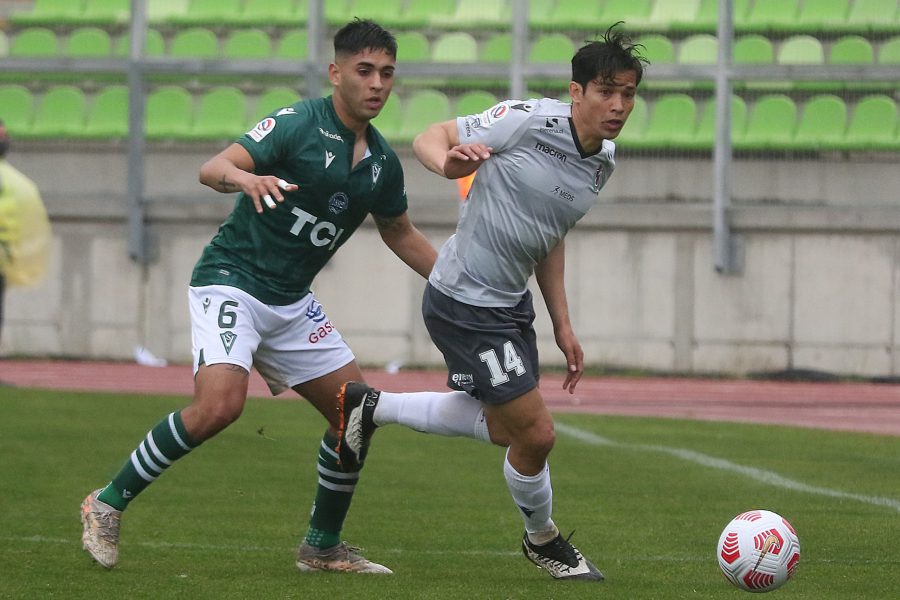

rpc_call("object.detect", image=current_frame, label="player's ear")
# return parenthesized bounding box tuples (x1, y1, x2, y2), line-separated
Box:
(568, 81, 583, 103)
(328, 63, 340, 86)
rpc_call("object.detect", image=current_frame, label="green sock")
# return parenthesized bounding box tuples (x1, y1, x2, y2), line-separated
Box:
(304, 431, 360, 548)
(97, 410, 199, 511)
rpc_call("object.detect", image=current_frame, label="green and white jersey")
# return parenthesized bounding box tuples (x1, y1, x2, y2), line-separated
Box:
(191, 96, 407, 305)
(429, 97, 616, 307)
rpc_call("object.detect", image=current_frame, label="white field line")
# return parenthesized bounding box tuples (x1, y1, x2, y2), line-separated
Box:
(555, 422, 900, 513)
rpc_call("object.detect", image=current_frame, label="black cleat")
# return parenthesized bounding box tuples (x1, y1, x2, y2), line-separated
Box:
(522, 530, 605, 581)
(336, 382, 380, 471)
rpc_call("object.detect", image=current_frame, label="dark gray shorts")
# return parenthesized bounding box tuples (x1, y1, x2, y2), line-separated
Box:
(422, 283, 540, 405)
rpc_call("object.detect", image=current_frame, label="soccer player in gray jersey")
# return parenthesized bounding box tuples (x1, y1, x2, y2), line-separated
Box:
(80, 20, 436, 574)
(336, 24, 646, 580)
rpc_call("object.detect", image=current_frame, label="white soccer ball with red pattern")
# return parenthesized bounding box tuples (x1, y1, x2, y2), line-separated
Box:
(716, 509, 800, 593)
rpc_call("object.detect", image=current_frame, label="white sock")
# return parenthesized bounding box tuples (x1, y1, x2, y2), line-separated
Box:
(373, 390, 491, 443)
(503, 449, 556, 542)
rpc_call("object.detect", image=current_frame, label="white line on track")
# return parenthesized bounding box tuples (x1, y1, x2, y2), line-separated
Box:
(555, 422, 900, 513)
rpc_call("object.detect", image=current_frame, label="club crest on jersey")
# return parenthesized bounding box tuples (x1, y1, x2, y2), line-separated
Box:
(590, 165, 605, 194)
(371, 163, 381, 188)
(220, 331, 237, 355)
(328, 192, 349, 214)
(247, 118, 275, 142)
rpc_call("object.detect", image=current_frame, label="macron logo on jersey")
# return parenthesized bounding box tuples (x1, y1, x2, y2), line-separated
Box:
(275, 107, 297, 116)
(325, 151, 336, 168)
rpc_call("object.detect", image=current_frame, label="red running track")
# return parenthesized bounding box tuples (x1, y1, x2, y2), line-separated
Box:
(1, 360, 898, 437)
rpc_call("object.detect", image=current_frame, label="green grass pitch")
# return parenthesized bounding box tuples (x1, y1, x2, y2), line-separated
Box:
(1, 388, 898, 599)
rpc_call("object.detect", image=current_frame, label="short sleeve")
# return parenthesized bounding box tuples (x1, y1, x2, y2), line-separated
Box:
(456, 99, 535, 153)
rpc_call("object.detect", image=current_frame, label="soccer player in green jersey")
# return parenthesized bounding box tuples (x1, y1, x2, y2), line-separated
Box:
(81, 19, 436, 573)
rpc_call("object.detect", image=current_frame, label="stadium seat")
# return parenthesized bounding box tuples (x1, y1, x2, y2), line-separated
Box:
(481, 33, 512, 63)
(829, 36, 875, 64)
(324, 0, 351, 26)
(224, 29, 272, 60)
(647, 0, 701, 32)
(113, 29, 166, 57)
(431, 32, 478, 63)
(741, 0, 800, 34)
(455, 90, 499, 116)
(396, 0, 453, 28)
(170, 27, 220, 58)
(529, 33, 576, 63)
(189, 87, 248, 140)
(256, 87, 301, 118)
(172, 0, 242, 26)
(66, 27, 113, 57)
(736, 94, 797, 150)
(846, 0, 900, 34)
(370, 93, 402, 141)
(0, 85, 35, 137)
(794, 0, 851, 34)
(10, 27, 59, 57)
(777, 35, 827, 91)
(396, 89, 451, 143)
(76, 0, 130, 26)
(694, 0, 751, 33)
(638, 34, 676, 64)
(347, 0, 405, 26)
(235, 0, 306, 26)
(683, 95, 748, 151)
(679, 34, 718, 64)
(733, 34, 775, 64)
(787, 94, 848, 150)
(430, 0, 507, 30)
(145, 86, 194, 139)
(613, 95, 648, 148)
(631, 93, 698, 150)
(148, 0, 189, 24)
(879, 36, 900, 64)
(82, 85, 129, 139)
(546, 0, 604, 30)
(527, 0, 557, 29)
(836, 95, 898, 151)
(599, 0, 652, 31)
(28, 85, 88, 139)
(9, 0, 85, 27)
(274, 29, 309, 60)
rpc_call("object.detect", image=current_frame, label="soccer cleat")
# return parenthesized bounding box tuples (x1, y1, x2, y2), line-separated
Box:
(336, 381, 380, 471)
(522, 530, 605, 581)
(296, 541, 393, 574)
(80, 489, 122, 569)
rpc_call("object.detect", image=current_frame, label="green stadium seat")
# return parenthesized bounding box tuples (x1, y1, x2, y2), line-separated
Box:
(10, 27, 59, 57)
(145, 86, 194, 140)
(529, 33, 575, 63)
(348, 0, 405, 26)
(324, 0, 351, 26)
(256, 87, 301, 119)
(614, 95, 648, 148)
(76, 0, 130, 25)
(147, 0, 188, 24)
(879, 36, 900, 64)
(455, 90, 499, 116)
(396, 89, 451, 143)
(632, 93, 698, 149)
(173, 0, 242, 26)
(734, 34, 775, 64)
(829, 36, 875, 64)
(599, 0, 652, 31)
(224, 29, 272, 60)
(66, 27, 113, 57)
(9, 0, 85, 27)
(638, 34, 676, 64)
(683, 95, 748, 151)
(836, 95, 898, 151)
(679, 34, 717, 64)
(393, 31, 429, 65)
(527, 0, 557, 29)
(736, 94, 797, 151)
(274, 29, 308, 61)
(741, 0, 800, 34)
(546, 0, 604, 30)
(481, 33, 512, 63)
(113, 29, 166, 57)
(189, 87, 248, 140)
(694, 0, 751, 33)
(235, 0, 306, 27)
(170, 27, 220, 58)
(430, 0, 507, 30)
(396, 0, 453, 28)
(794, 0, 851, 34)
(82, 85, 129, 139)
(647, 0, 702, 32)
(370, 93, 402, 141)
(432, 32, 478, 63)
(777, 35, 825, 64)
(787, 94, 848, 151)
(28, 85, 88, 139)
(0, 85, 35, 137)
(846, 0, 900, 34)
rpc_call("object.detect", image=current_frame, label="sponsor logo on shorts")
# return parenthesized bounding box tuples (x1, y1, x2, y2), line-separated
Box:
(308, 320, 334, 343)
(451, 373, 474, 387)
(247, 118, 275, 142)
(306, 300, 326, 323)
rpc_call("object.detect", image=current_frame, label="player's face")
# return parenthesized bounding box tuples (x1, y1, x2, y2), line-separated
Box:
(570, 70, 638, 145)
(329, 48, 396, 130)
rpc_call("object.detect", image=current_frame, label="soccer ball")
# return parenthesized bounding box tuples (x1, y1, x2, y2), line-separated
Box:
(716, 509, 800, 593)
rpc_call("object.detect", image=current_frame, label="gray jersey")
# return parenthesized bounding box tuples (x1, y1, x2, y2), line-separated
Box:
(428, 98, 616, 307)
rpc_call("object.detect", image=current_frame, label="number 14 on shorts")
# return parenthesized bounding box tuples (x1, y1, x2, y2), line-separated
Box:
(479, 341, 526, 387)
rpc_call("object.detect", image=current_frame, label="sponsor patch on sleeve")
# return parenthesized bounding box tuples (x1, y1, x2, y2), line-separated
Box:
(247, 117, 276, 142)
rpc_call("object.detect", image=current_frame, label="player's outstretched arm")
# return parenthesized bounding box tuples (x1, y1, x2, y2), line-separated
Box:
(199, 143, 297, 214)
(373, 212, 437, 279)
(413, 120, 491, 180)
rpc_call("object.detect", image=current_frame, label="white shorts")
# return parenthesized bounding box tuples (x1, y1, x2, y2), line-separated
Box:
(189, 285, 355, 395)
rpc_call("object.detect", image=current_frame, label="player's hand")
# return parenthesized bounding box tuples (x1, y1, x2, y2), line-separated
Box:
(248, 177, 299, 214)
(556, 328, 584, 394)
(444, 144, 492, 179)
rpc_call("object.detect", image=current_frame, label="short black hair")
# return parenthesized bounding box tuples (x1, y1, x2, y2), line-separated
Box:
(334, 18, 397, 59)
(571, 22, 648, 88)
